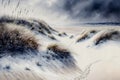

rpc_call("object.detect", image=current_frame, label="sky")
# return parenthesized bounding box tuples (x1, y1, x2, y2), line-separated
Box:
(0, 0, 120, 27)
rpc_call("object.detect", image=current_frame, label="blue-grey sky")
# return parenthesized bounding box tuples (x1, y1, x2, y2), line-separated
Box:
(0, 0, 120, 27)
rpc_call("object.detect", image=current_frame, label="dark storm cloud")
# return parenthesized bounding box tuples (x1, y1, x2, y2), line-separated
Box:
(1, 0, 120, 25)
(60, 0, 120, 22)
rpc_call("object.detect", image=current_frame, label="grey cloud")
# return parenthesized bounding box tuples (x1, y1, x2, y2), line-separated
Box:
(59, 0, 120, 22)
(1, 0, 120, 26)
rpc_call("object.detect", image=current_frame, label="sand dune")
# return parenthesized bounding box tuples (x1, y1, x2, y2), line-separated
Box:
(0, 16, 120, 80)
